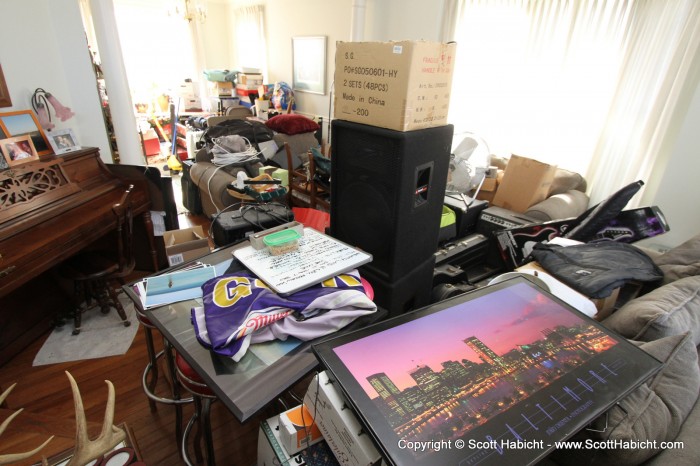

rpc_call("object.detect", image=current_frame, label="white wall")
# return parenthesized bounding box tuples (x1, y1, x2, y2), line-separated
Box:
(224, 0, 447, 142)
(638, 80, 700, 250)
(201, 0, 233, 69)
(263, 0, 354, 122)
(366, 0, 445, 42)
(0, 0, 111, 161)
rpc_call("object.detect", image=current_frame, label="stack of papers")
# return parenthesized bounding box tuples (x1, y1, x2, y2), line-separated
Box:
(132, 262, 217, 309)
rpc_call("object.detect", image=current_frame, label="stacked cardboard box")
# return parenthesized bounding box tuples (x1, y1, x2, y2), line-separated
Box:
(491, 155, 557, 213)
(207, 81, 233, 97)
(238, 72, 264, 88)
(176, 81, 202, 111)
(257, 414, 337, 466)
(334, 40, 457, 131)
(163, 225, 210, 266)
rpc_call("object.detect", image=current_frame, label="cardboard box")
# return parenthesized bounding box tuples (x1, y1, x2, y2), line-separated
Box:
(182, 97, 202, 111)
(176, 81, 199, 97)
(334, 41, 456, 131)
(207, 81, 233, 96)
(258, 415, 337, 466)
(515, 261, 598, 318)
(492, 155, 557, 213)
(236, 85, 259, 96)
(163, 225, 210, 266)
(304, 371, 381, 466)
(474, 175, 499, 203)
(258, 416, 305, 466)
(279, 404, 323, 455)
(238, 72, 264, 88)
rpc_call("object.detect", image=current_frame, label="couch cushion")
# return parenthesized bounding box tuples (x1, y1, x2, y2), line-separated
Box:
(548, 333, 700, 465)
(643, 386, 700, 465)
(604, 276, 700, 345)
(654, 233, 700, 285)
(549, 167, 587, 195)
(525, 189, 589, 221)
(265, 114, 320, 135)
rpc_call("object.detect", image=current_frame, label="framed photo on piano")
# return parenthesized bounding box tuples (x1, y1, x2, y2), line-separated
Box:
(1, 134, 39, 166)
(47, 128, 81, 155)
(0, 110, 53, 156)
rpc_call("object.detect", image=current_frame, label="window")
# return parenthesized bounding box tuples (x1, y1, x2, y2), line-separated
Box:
(445, 0, 700, 204)
(232, 5, 267, 77)
(112, 0, 198, 108)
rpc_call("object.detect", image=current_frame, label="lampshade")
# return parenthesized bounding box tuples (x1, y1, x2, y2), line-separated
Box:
(31, 88, 74, 130)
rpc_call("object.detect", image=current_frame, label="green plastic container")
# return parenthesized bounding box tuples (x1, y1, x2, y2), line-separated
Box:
(440, 205, 456, 228)
(263, 229, 301, 255)
(439, 205, 457, 243)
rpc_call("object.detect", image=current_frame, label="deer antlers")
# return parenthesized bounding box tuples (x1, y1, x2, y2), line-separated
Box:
(0, 372, 126, 466)
(0, 383, 53, 466)
(65, 371, 126, 466)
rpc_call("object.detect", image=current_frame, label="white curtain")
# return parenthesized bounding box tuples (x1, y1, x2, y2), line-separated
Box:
(232, 5, 267, 78)
(444, 0, 700, 205)
(587, 1, 700, 205)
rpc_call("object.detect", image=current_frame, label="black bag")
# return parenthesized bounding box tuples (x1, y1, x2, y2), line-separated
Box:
(202, 119, 274, 150)
(531, 242, 663, 299)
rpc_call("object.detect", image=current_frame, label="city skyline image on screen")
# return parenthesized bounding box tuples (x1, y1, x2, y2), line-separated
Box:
(332, 282, 619, 459)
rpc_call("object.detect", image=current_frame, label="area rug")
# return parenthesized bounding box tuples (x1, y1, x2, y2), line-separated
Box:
(33, 294, 139, 366)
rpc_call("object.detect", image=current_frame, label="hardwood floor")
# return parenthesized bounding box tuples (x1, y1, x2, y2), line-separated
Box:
(0, 309, 287, 465)
(0, 199, 305, 465)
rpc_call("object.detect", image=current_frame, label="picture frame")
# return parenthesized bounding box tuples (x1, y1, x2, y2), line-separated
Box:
(47, 128, 81, 155)
(292, 36, 327, 95)
(0, 110, 53, 156)
(313, 277, 662, 466)
(0, 147, 8, 171)
(0, 63, 11, 108)
(1, 134, 39, 167)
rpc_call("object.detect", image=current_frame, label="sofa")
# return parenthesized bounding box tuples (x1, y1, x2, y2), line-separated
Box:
(189, 114, 321, 217)
(540, 233, 700, 465)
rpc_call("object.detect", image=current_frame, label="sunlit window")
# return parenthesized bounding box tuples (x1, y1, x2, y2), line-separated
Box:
(448, 1, 629, 175)
(113, 0, 198, 109)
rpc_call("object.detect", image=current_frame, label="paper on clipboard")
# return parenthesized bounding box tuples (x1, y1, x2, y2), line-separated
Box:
(232, 228, 372, 295)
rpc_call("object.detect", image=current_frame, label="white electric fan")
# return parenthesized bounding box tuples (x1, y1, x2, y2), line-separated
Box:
(446, 132, 491, 194)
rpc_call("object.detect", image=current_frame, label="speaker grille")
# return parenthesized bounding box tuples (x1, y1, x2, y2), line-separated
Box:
(331, 120, 453, 281)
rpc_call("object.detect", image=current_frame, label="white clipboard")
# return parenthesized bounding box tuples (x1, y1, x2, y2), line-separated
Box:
(232, 228, 372, 295)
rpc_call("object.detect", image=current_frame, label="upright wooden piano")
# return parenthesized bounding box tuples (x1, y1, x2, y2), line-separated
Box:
(0, 147, 159, 366)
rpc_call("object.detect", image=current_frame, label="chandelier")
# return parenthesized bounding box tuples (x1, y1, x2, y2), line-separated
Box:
(169, 0, 207, 23)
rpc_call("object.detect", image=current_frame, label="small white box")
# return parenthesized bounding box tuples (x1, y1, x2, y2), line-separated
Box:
(258, 416, 305, 466)
(279, 404, 324, 454)
(258, 415, 337, 466)
(304, 371, 381, 466)
(176, 81, 199, 97)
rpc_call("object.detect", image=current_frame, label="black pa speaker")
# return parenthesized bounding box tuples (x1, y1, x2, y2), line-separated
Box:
(330, 120, 453, 282)
(360, 256, 436, 317)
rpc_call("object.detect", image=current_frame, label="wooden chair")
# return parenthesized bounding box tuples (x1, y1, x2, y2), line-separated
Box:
(60, 185, 136, 335)
(284, 142, 330, 210)
(309, 146, 331, 211)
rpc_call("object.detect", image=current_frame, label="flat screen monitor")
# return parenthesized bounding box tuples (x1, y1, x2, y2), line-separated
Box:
(313, 276, 661, 466)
